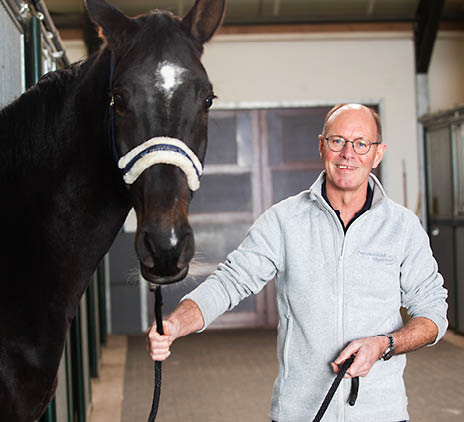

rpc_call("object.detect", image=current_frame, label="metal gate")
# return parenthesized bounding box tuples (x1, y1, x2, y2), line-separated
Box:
(422, 105, 464, 334)
(0, 0, 25, 107)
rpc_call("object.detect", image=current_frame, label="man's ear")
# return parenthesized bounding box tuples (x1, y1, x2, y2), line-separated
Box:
(372, 144, 387, 168)
(318, 135, 324, 157)
(85, 0, 137, 48)
(182, 0, 226, 47)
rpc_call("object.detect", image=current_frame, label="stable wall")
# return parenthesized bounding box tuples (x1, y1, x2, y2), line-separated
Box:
(428, 31, 464, 113)
(202, 32, 419, 210)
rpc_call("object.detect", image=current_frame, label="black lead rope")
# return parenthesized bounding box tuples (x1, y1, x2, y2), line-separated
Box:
(146, 285, 358, 422)
(312, 355, 359, 422)
(148, 286, 163, 422)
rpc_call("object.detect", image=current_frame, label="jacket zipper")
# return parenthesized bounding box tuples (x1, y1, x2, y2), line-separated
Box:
(320, 199, 347, 421)
(316, 197, 374, 420)
(338, 232, 347, 422)
(313, 182, 381, 420)
(335, 212, 370, 421)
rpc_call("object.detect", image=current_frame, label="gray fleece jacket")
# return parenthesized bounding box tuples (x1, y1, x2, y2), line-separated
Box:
(184, 172, 448, 422)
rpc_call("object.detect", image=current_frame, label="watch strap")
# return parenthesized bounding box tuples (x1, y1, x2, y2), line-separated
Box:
(380, 334, 395, 360)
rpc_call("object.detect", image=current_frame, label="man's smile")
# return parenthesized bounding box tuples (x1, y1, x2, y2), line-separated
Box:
(335, 164, 357, 170)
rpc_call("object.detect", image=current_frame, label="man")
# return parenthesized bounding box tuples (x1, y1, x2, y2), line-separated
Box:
(147, 104, 448, 421)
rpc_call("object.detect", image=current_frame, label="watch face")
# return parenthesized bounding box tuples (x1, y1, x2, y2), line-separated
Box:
(383, 347, 393, 360)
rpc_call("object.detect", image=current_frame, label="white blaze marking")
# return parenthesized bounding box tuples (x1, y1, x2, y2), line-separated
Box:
(155, 61, 186, 101)
(170, 227, 178, 248)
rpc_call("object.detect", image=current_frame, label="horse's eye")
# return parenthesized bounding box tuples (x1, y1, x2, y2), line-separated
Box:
(113, 94, 124, 107)
(204, 95, 216, 110)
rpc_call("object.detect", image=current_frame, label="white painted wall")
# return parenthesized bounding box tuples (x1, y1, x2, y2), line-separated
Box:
(63, 39, 87, 64)
(428, 31, 464, 113)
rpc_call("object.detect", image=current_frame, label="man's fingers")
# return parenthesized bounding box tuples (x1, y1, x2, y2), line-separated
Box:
(333, 343, 359, 368)
(149, 349, 171, 361)
(333, 337, 385, 378)
(330, 361, 340, 374)
(147, 338, 172, 361)
(146, 320, 176, 361)
(331, 356, 357, 378)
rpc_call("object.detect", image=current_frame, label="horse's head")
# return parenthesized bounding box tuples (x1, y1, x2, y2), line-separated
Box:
(86, 0, 225, 284)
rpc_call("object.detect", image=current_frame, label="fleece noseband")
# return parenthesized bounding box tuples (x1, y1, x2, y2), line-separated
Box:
(118, 137, 203, 191)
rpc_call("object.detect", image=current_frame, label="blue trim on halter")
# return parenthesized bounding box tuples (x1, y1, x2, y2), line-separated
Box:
(108, 52, 119, 164)
(121, 143, 202, 180)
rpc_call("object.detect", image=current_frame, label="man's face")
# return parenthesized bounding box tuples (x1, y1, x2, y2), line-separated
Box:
(318, 106, 386, 194)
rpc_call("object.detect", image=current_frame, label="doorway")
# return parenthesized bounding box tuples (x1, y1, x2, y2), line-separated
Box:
(168, 106, 332, 328)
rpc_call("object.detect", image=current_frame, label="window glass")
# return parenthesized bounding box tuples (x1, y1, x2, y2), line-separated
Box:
(267, 108, 329, 165)
(190, 173, 252, 214)
(272, 170, 321, 204)
(454, 123, 464, 216)
(427, 127, 453, 218)
(206, 114, 238, 165)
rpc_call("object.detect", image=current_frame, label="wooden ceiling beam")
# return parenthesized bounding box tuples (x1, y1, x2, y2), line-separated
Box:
(414, 0, 445, 73)
(217, 21, 414, 35)
(57, 21, 464, 41)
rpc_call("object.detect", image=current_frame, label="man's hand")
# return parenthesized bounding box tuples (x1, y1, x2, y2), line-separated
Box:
(146, 320, 179, 361)
(331, 317, 439, 378)
(146, 299, 205, 362)
(331, 336, 388, 378)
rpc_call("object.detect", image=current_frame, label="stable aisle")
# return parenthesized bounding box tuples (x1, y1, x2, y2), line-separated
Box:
(91, 329, 464, 422)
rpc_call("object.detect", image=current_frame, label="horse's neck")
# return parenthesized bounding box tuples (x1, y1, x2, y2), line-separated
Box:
(1, 52, 107, 161)
(0, 50, 131, 422)
(0, 49, 130, 330)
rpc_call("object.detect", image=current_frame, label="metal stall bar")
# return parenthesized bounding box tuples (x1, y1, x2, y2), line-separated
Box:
(86, 275, 101, 379)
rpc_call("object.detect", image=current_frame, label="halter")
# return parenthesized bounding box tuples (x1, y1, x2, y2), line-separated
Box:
(108, 53, 203, 191)
(118, 137, 202, 190)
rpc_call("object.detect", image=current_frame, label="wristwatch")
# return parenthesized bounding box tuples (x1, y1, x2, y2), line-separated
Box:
(380, 334, 395, 360)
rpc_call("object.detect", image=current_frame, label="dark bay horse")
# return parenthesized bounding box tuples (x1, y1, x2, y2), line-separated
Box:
(0, 0, 225, 420)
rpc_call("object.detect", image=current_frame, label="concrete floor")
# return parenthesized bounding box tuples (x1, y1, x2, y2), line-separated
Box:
(89, 330, 464, 422)
(89, 336, 127, 422)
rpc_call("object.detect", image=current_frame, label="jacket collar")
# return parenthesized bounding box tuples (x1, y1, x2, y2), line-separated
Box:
(308, 170, 386, 210)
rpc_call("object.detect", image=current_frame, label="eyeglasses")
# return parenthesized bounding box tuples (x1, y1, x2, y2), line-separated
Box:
(323, 135, 381, 155)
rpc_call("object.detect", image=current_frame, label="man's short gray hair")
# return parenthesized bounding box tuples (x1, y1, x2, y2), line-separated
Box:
(321, 104, 382, 143)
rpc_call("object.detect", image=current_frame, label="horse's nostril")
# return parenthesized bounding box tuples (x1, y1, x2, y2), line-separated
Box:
(143, 255, 155, 269)
(177, 231, 194, 270)
(142, 233, 156, 268)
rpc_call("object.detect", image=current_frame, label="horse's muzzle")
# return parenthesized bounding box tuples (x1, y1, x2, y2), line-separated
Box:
(142, 265, 189, 286)
(136, 223, 194, 285)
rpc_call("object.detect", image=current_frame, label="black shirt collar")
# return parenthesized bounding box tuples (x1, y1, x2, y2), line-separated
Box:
(321, 179, 373, 232)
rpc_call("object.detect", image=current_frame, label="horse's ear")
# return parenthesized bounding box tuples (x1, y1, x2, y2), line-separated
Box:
(85, 0, 137, 47)
(182, 0, 225, 46)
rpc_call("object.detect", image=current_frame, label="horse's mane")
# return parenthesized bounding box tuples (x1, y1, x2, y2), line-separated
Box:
(36, 62, 85, 94)
(1, 58, 88, 126)
(0, 53, 103, 167)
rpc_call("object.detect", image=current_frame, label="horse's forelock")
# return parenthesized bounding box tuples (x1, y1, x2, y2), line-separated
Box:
(136, 10, 203, 55)
(110, 12, 203, 71)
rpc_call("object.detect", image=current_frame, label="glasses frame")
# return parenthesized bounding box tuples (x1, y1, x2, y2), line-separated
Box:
(323, 135, 381, 155)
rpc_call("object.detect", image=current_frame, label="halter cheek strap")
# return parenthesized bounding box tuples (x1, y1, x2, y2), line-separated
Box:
(118, 137, 203, 191)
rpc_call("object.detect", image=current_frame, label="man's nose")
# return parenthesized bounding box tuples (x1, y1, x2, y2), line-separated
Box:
(340, 140, 356, 158)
